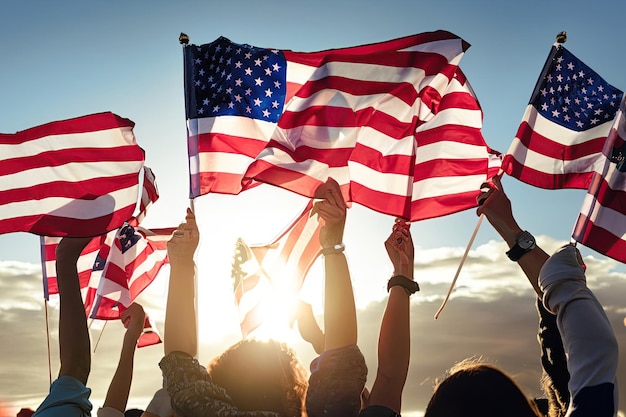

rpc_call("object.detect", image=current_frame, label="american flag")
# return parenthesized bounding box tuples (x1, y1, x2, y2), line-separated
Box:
(231, 202, 321, 337)
(573, 96, 626, 263)
(185, 32, 500, 221)
(0, 112, 145, 237)
(503, 45, 623, 189)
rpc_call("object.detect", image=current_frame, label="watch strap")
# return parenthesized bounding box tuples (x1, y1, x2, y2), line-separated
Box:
(322, 242, 345, 256)
(387, 275, 419, 295)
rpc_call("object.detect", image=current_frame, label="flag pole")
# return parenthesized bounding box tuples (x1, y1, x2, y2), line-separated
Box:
(44, 299, 52, 384)
(434, 213, 484, 319)
(93, 320, 108, 353)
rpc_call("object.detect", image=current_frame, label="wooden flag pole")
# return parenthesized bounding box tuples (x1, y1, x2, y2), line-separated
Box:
(92, 320, 108, 353)
(434, 213, 484, 319)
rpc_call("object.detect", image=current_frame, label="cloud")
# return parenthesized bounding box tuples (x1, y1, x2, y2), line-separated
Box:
(2, 238, 626, 416)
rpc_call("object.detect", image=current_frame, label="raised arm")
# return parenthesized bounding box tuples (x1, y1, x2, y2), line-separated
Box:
(55, 237, 94, 384)
(477, 176, 549, 297)
(311, 177, 355, 351)
(101, 302, 146, 415)
(164, 208, 199, 356)
(365, 219, 416, 415)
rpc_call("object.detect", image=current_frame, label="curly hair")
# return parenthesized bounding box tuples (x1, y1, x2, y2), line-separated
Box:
(424, 358, 542, 417)
(207, 339, 309, 417)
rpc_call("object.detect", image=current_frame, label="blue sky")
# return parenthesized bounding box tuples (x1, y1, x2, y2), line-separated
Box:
(1, 1, 626, 416)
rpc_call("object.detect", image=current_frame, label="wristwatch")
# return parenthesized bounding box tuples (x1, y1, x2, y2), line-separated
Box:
(506, 231, 536, 261)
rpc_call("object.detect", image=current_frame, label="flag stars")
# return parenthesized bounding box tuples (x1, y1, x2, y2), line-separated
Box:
(594, 108, 604, 116)
(245, 52, 252, 59)
(587, 77, 594, 85)
(265, 67, 272, 76)
(234, 94, 242, 102)
(262, 109, 271, 118)
(245, 88, 252, 95)
(213, 105, 220, 113)
(253, 98, 262, 107)
(245, 106, 252, 113)
(271, 100, 279, 108)
(272, 63, 281, 72)
(552, 109, 560, 118)
(254, 77, 264, 86)
(265, 88, 273, 97)
(245, 67, 253, 76)
(274, 80, 281, 88)
(568, 62, 575, 70)
(235, 78, 243, 86)
(590, 118, 599, 125)
(254, 58, 262, 66)
(235, 61, 243, 68)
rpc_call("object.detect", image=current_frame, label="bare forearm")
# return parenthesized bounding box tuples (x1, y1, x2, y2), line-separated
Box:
(103, 334, 137, 412)
(56, 258, 90, 383)
(164, 262, 197, 356)
(369, 286, 410, 410)
(323, 253, 357, 351)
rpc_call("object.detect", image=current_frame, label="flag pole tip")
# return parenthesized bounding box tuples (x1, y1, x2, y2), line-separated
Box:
(179, 33, 190, 45)
(556, 31, 567, 44)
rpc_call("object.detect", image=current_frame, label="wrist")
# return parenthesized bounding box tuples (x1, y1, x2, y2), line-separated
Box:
(387, 275, 419, 295)
(322, 242, 345, 256)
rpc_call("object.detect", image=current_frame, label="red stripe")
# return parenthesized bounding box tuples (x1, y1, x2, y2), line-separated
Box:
(515, 121, 606, 161)
(0, 145, 144, 176)
(502, 154, 592, 190)
(240, 302, 265, 337)
(234, 274, 261, 303)
(0, 173, 139, 205)
(282, 30, 464, 65)
(1, 203, 137, 237)
(590, 175, 626, 214)
(573, 214, 626, 264)
(196, 132, 268, 156)
(244, 161, 324, 198)
(0, 112, 134, 145)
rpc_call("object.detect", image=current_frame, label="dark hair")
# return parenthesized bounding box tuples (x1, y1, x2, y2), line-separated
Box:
(207, 339, 308, 417)
(424, 359, 541, 417)
(124, 409, 145, 417)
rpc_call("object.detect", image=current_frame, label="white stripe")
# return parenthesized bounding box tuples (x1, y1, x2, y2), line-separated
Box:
(348, 162, 412, 195)
(412, 173, 486, 200)
(189, 115, 277, 140)
(416, 106, 483, 132)
(190, 152, 256, 176)
(399, 38, 465, 63)
(580, 194, 626, 239)
(416, 141, 495, 164)
(0, 126, 136, 159)
(1, 160, 142, 190)
(128, 249, 168, 283)
(506, 137, 605, 175)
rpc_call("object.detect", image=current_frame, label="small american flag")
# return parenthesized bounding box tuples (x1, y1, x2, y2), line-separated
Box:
(573, 96, 626, 263)
(504, 45, 623, 189)
(0, 112, 145, 237)
(185, 32, 500, 221)
(231, 201, 321, 337)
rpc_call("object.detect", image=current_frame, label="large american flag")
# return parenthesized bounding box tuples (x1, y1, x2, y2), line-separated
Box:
(0, 112, 145, 237)
(231, 201, 321, 337)
(503, 45, 623, 189)
(185, 32, 500, 221)
(573, 96, 626, 264)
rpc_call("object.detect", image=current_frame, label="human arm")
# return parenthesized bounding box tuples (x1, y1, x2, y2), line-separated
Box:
(476, 176, 549, 297)
(367, 219, 414, 413)
(101, 303, 146, 413)
(55, 237, 93, 384)
(164, 208, 199, 356)
(311, 178, 356, 352)
(540, 245, 618, 416)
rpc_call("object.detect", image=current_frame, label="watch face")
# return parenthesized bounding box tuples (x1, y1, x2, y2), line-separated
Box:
(517, 231, 535, 250)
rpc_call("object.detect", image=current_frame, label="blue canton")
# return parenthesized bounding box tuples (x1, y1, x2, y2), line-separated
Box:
(531, 47, 623, 132)
(119, 224, 140, 254)
(185, 36, 287, 123)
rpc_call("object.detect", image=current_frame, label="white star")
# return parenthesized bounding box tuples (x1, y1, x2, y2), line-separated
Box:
(228, 102, 235, 109)
(564, 114, 571, 122)
(590, 118, 599, 125)
(245, 67, 253, 76)
(564, 97, 571, 105)
(199, 69, 205, 76)
(575, 98, 581, 105)
(581, 87, 587, 95)
(213, 105, 220, 113)
(562, 106, 568, 113)
(263, 55, 269, 61)
(234, 94, 242, 102)
(203, 98, 209, 105)
(225, 45, 232, 53)
(271, 100, 279, 108)
(235, 61, 243, 68)
(274, 80, 282, 88)
(587, 77, 594, 85)
(567, 62, 575, 70)
(254, 58, 262, 67)
(245, 52, 252, 59)
(272, 63, 281, 72)
(574, 111, 581, 118)
(594, 108, 604, 115)
(576, 120, 584, 128)
(557, 56, 564, 63)
(541, 103, 549, 111)
(215, 45, 222, 52)
(262, 109, 271, 117)
(578, 70, 585, 78)
(265, 88, 273, 97)
(556, 64, 562, 71)
(254, 98, 262, 107)
(235, 78, 243, 86)
(549, 87, 555, 94)
(195, 80, 201, 86)
(587, 103, 594, 109)
(236, 48, 242, 54)
(245, 88, 252, 95)
(246, 106, 252, 113)
(265, 67, 272, 76)
(255, 77, 264, 86)
(198, 108, 204, 114)
(226, 87, 233, 94)
(552, 109, 560, 118)
(547, 74, 553, 82)
(195, 58, 201, 64)
(556, 74, 563, 83)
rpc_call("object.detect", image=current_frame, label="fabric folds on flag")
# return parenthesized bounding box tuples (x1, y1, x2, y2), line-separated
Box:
(503, 45, 623, 189)
(230, 202, 322, 337)
(573, 96, 626, 263)
(184, 32, 500, 221)
(0, 112, 145, 237)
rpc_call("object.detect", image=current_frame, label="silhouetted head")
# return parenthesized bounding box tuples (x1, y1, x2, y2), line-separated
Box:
(424, 360, 541, 417)
(207, 339, 308, 417)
